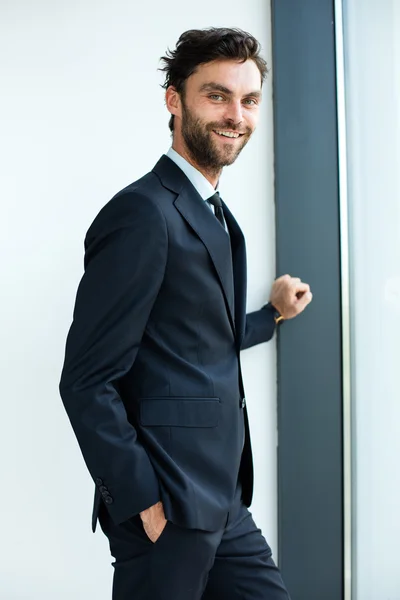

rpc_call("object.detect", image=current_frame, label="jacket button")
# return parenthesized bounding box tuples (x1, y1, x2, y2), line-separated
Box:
(104, 496, 113, 504)
(99, 486, 108, 493)
(95, 478, 103, 486)
(241, 398, 246, 408)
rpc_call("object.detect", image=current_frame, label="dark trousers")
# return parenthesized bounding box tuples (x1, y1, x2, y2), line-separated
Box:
(98, 482, 291, 600)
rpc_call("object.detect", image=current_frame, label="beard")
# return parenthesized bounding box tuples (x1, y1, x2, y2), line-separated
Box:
(180, 101, 253, 175)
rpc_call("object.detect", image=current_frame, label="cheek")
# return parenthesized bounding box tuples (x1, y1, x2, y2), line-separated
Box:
(246, 112, 259, 132)
(195, 100, 225, 119)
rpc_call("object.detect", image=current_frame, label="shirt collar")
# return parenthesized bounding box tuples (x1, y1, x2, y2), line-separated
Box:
(166, 147, 220, 201)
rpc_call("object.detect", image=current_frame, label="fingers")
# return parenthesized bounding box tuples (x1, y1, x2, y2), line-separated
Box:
(295, 290, 313, 310)
(279, 275, 309, 294)
(293, 281, 310, 293)
(286, 276, 313, 313)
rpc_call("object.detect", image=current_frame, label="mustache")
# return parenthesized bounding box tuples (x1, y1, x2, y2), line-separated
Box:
(207, 122, 251, 135)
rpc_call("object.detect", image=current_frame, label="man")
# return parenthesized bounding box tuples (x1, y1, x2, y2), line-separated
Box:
(59, 27, 312, 600)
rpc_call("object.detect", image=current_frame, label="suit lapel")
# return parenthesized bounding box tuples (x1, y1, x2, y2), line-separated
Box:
(153, 156, 236, 336)
(174, 188, 235, 332)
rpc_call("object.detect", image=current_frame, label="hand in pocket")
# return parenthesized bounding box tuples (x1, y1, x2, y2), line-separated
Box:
(140, 501, 168, 543)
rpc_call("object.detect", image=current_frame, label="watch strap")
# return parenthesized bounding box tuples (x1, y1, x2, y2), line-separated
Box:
(266, 302, 285, 325)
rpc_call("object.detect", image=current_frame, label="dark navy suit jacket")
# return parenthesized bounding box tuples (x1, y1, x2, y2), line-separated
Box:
(59, 155, 277, 533)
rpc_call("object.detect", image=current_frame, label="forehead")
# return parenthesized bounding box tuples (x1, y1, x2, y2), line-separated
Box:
(187, 59, 262, 94)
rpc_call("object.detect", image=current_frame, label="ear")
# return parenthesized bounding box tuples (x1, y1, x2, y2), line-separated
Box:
(165, 86, 182, 120)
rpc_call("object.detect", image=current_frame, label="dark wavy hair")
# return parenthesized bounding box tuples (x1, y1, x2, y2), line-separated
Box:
(159, 27, 269, 132)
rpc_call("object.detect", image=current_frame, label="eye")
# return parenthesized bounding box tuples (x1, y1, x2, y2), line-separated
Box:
(209, 94, 224, 101)
(243, 98, 258, 106)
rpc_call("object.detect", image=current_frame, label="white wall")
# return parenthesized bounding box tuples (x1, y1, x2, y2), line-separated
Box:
(0, 2, 276, 598)
(343, 1, 400, 598)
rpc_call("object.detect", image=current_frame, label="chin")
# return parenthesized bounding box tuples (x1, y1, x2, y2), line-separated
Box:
(221, 149, 242, 166)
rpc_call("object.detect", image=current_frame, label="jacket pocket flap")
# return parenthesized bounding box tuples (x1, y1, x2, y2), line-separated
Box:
(139, 398, 220, 427)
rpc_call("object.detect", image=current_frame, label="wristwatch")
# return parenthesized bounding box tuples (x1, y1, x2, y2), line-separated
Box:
(267, 302, 285, 325)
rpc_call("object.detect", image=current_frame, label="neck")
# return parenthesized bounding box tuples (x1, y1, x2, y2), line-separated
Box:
(171, 141, 221, 189)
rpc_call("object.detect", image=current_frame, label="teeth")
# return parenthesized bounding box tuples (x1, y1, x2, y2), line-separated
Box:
(215, 131, 240, 138)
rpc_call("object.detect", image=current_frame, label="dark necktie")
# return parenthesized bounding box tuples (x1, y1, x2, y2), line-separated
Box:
(207, 192, 225, 228)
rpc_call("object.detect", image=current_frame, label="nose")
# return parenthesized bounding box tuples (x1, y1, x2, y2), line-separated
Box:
(223, 100, 244, 126)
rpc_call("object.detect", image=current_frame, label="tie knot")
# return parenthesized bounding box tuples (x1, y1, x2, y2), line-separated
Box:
(207, 192, 222, 208)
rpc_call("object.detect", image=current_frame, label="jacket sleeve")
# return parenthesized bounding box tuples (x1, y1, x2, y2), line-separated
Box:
(59, 193, 168, 525)
(241, 303, 276, 350)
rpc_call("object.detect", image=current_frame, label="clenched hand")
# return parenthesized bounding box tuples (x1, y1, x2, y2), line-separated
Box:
(269, 274, 313, 320)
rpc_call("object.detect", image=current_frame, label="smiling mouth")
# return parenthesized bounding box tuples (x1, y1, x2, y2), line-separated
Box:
(213, 130, 244, 139)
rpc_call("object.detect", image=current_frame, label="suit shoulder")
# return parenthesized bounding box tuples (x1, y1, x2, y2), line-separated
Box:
(85, 172, 167, 243)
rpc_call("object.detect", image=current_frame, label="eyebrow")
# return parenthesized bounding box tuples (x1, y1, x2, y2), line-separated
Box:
(199, 82, 262, 99)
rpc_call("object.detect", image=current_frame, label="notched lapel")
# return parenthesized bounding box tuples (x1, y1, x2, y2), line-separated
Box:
(152, 155, 240, 338)
(174, 188, 236, 335)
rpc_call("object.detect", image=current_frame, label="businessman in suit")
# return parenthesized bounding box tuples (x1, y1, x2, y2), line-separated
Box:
(59, 27, 312, 600)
